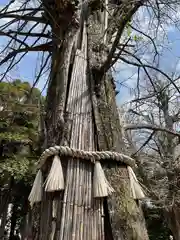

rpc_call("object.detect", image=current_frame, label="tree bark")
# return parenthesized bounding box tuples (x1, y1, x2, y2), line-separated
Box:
(91, 73, 148, 240)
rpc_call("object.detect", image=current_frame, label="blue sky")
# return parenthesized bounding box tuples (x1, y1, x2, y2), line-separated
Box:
(0, 0, 180, 104)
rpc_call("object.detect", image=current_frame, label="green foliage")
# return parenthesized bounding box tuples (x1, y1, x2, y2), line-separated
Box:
(133, 35, 143, 41)
(0, 80, 43, 233)
(1, 156, 29, 180)
(0, 79, 41, 184)
(125, 22, 143, 42)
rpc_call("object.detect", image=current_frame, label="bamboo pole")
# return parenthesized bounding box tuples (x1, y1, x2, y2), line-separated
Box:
(76, 62, 86, 240)
(71, 50, 84, 240)
(64, 71, 80, 239)
(59, 42, 79, 240)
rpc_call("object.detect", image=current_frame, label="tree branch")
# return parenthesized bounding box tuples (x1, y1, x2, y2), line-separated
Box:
(132, 131, 155, 156)
(100, 0, 144, 74)
(0, 42, 52, 66)
(124, 124, 180, 137)
(0, 8, 42, 15)
(0, 31, 29, 47)
(7, 30, 51, 39)
(129, 24, 158, 58)
(0, 13, 46, 24)
(119, 51, 180, 94)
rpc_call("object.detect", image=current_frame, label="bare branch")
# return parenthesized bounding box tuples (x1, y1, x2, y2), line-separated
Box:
(0, 42, 52, 67)
(129, 24, 158, 59)
(132, 131, 155, 156)
(0, 13, 46, 24)
(0, 31, 29, 47)
(100, 0, 144, 74)
(118, 51, 180, 95)
(7, 30, 51, 39)
(0, 8, 42, 15)
(124, 124, 180, 137)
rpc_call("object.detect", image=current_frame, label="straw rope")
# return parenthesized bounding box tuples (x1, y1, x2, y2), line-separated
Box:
(38, 145, 135, 169)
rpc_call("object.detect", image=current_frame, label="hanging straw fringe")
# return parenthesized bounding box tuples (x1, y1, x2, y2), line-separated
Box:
(93, 161, 114, 198)
(45, 155, 64, 192)
(28, 169, 43, 207)
(29, 145, 136, 203)
(127, 166, 145, 200)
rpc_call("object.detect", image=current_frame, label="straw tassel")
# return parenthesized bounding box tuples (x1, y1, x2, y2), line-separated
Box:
(28, 169, 43, 207)
(93, 161, 115, 198)
(127, 166, 145, 200)
(45, 155, 64, 192)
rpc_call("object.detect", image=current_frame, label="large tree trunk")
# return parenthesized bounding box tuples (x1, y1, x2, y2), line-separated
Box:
(34, 1, 149, 239)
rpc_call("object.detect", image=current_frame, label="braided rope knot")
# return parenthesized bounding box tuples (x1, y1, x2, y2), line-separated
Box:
(38, 145, 135, 169)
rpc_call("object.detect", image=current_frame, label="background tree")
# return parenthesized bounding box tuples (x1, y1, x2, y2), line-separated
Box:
(119, 75, 180, 239)
(0, 80, 42, 239)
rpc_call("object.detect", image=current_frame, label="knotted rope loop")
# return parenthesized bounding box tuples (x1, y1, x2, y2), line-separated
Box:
(38, 145, 135, 169)
(29, 145, 145, 207)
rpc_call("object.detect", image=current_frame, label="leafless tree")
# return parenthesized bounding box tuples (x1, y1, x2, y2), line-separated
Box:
(120, 74, 180, 239)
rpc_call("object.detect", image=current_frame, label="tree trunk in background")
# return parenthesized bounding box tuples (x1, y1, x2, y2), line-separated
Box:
(0, 195, 8, 238)
(0, 178, 13, 238)
(159, 97, 180, 240)
(34, 1, 149, 239)
(20, 204, 32, 240)
(165, 205, 180, 240)
(9, 202, 18, 239)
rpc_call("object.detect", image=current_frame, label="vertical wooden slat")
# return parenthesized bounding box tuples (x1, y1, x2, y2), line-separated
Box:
(57, 23, 104, 240)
